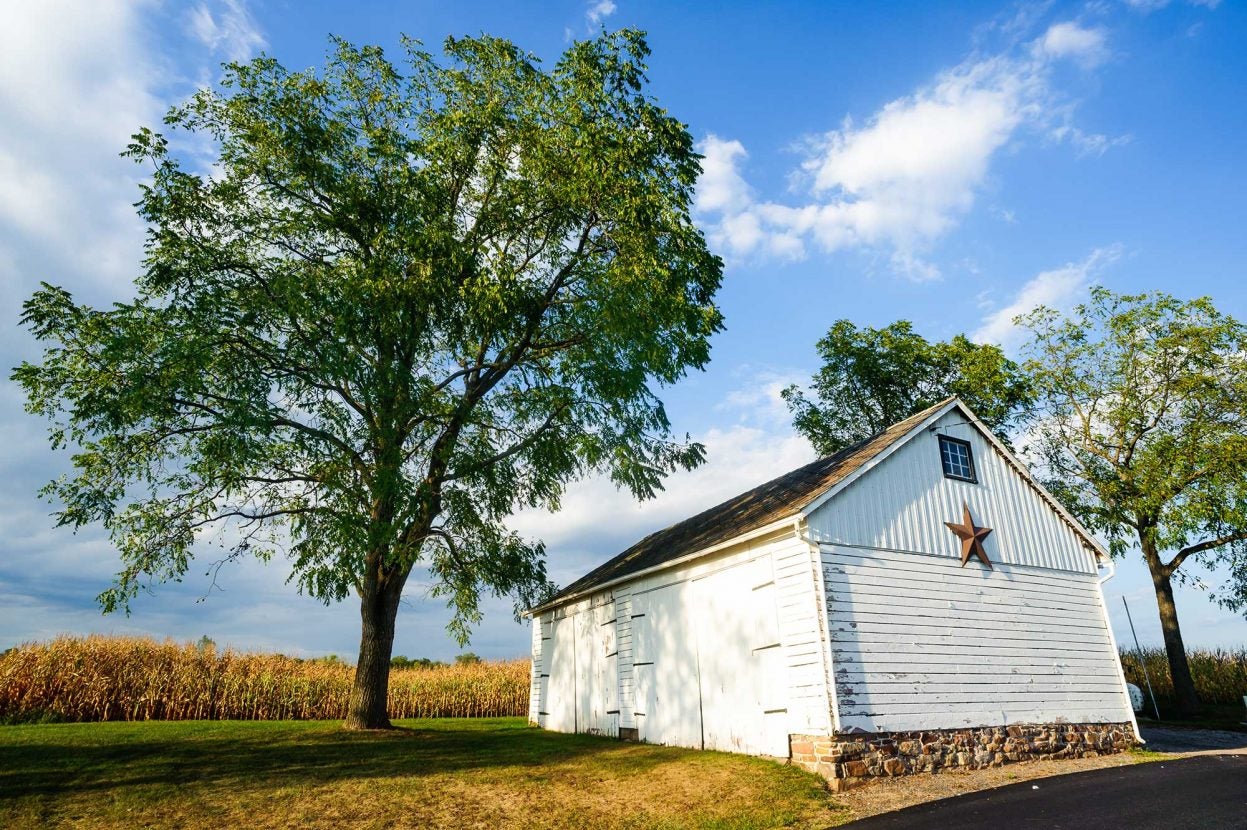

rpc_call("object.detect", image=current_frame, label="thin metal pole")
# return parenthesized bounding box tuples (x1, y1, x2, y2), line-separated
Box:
(1122, 596, 1161, 721)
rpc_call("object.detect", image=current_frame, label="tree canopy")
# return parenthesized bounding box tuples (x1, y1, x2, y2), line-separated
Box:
(1018, 287, 1247, 715)
(13, 31, 723, 727)
(783, 320, 1032, 456)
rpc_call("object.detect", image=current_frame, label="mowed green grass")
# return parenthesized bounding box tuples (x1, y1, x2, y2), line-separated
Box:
(0, 717, 848, 830)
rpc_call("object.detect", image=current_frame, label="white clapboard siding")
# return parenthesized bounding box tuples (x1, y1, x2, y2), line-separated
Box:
(833, 659, 1124, 677)
(808, 410, 1097, 575)
(822, 543, 1133, 733)
(837, 707, 1128, 733)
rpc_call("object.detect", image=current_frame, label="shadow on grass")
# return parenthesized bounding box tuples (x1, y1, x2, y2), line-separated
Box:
(0, 718, 679, 800)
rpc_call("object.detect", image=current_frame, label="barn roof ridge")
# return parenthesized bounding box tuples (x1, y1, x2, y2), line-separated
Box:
(533, 397, 958, 613)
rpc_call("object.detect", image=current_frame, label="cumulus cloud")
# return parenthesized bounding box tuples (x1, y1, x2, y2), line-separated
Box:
(695, 135, 753, 215)
(0, 3, 355, 660)
(696, 19, 1122, 280)
(972, 245, 1122, 348)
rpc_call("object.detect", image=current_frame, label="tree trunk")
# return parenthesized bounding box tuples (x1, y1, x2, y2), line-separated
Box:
(1149, 571, 1200, 717)
(344, 581, 403, 730)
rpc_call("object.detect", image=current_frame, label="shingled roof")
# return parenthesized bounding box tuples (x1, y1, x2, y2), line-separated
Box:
(538, 398, 956, 611)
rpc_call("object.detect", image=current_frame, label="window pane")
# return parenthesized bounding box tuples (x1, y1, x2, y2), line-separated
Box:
(939, 437, 974, 480)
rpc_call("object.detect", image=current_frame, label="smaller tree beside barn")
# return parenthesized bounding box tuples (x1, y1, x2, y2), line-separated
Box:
(782, 320, 1032, 456)
(1019, 287, 1247, 717)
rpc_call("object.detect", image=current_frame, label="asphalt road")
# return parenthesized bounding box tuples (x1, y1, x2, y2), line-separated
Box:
(1140, 726, 1247, 755)
(843, 755, 1247, 829)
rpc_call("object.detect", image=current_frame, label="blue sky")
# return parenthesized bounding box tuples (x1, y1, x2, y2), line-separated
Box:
(1, 0, 1244, 661)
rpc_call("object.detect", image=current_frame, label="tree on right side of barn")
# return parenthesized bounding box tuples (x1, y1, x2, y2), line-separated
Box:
(782, 319, 1033, 456)
(1018, 287, 1247, 717)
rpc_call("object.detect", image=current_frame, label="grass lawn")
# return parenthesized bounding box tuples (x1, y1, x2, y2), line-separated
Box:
(0, 718, 848, 830)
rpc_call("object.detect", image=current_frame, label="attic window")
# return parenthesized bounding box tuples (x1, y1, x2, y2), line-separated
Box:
(938, 435, 976, 483)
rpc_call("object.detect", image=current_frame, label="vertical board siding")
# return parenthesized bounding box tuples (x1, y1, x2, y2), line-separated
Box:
(528, 618, 543, 724)
(614, 587, 635, 730)
(822, 544, 1134, 733)
(807, 411, 1096, 575)
(537, 594, 619, 736)
(545, 608, 578, 732)
(537, 529, 833, 755)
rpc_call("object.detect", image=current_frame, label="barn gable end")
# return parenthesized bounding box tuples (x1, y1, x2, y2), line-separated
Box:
(807, 406, 1135, 734)
(805, 408, 1097, 573)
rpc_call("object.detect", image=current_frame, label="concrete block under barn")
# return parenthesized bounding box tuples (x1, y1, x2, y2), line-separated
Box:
(525, 398, 1139, 789)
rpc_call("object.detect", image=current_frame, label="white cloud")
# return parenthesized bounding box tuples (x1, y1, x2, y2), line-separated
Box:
(972, 244, 1122, 347)
(695, 135, 753, 215)
(695, 18, 1121, 281)
(1036, 22, 1108, 67)
(0, 0, 160, 290)
(717, 367, 807, 426)
(187, 0, 266, 63)
(890, 251, 943, 283)
(585, 0, 617, 31)
(1048, 124, 1132, 157)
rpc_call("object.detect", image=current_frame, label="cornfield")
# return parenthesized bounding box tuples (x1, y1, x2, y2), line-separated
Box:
(0, 635, 529, 723)
(1119, 647, 1247, 706)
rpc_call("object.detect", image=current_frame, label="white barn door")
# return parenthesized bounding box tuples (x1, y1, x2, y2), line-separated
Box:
(630, 556, 788, 756)
(632, 582, 703, 749)
(694, 558, 789, 757)
(544, 614, 578, 732)
(575, 601, 619, 736)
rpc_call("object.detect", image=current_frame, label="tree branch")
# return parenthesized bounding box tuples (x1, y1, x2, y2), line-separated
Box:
(1166, 531, 1247, 577)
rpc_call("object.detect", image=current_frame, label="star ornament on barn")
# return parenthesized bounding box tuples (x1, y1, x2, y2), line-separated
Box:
(944, 502, 993, 569)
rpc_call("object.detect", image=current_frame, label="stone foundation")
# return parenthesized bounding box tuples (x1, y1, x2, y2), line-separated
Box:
(790, 723, 1136, 791)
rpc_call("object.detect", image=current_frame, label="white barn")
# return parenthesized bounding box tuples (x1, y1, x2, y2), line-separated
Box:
(527, 399, 1139, 786)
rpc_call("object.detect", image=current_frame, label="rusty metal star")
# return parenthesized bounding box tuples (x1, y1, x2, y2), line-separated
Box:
(944, 502, 993, 569)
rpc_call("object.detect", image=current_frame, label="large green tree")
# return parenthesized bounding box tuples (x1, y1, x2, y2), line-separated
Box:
(12, 32, 723, 729)
(782, 320, 1032, 456)
(1018, 287, 1247, 717)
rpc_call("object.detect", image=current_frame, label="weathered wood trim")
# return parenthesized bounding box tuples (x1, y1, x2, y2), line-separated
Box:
(1093, 568, 1144, 742)
(802, 521, 839, 734)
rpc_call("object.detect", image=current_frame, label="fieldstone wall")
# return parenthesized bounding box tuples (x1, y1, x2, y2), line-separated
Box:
(790, 723, 1135, 791)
